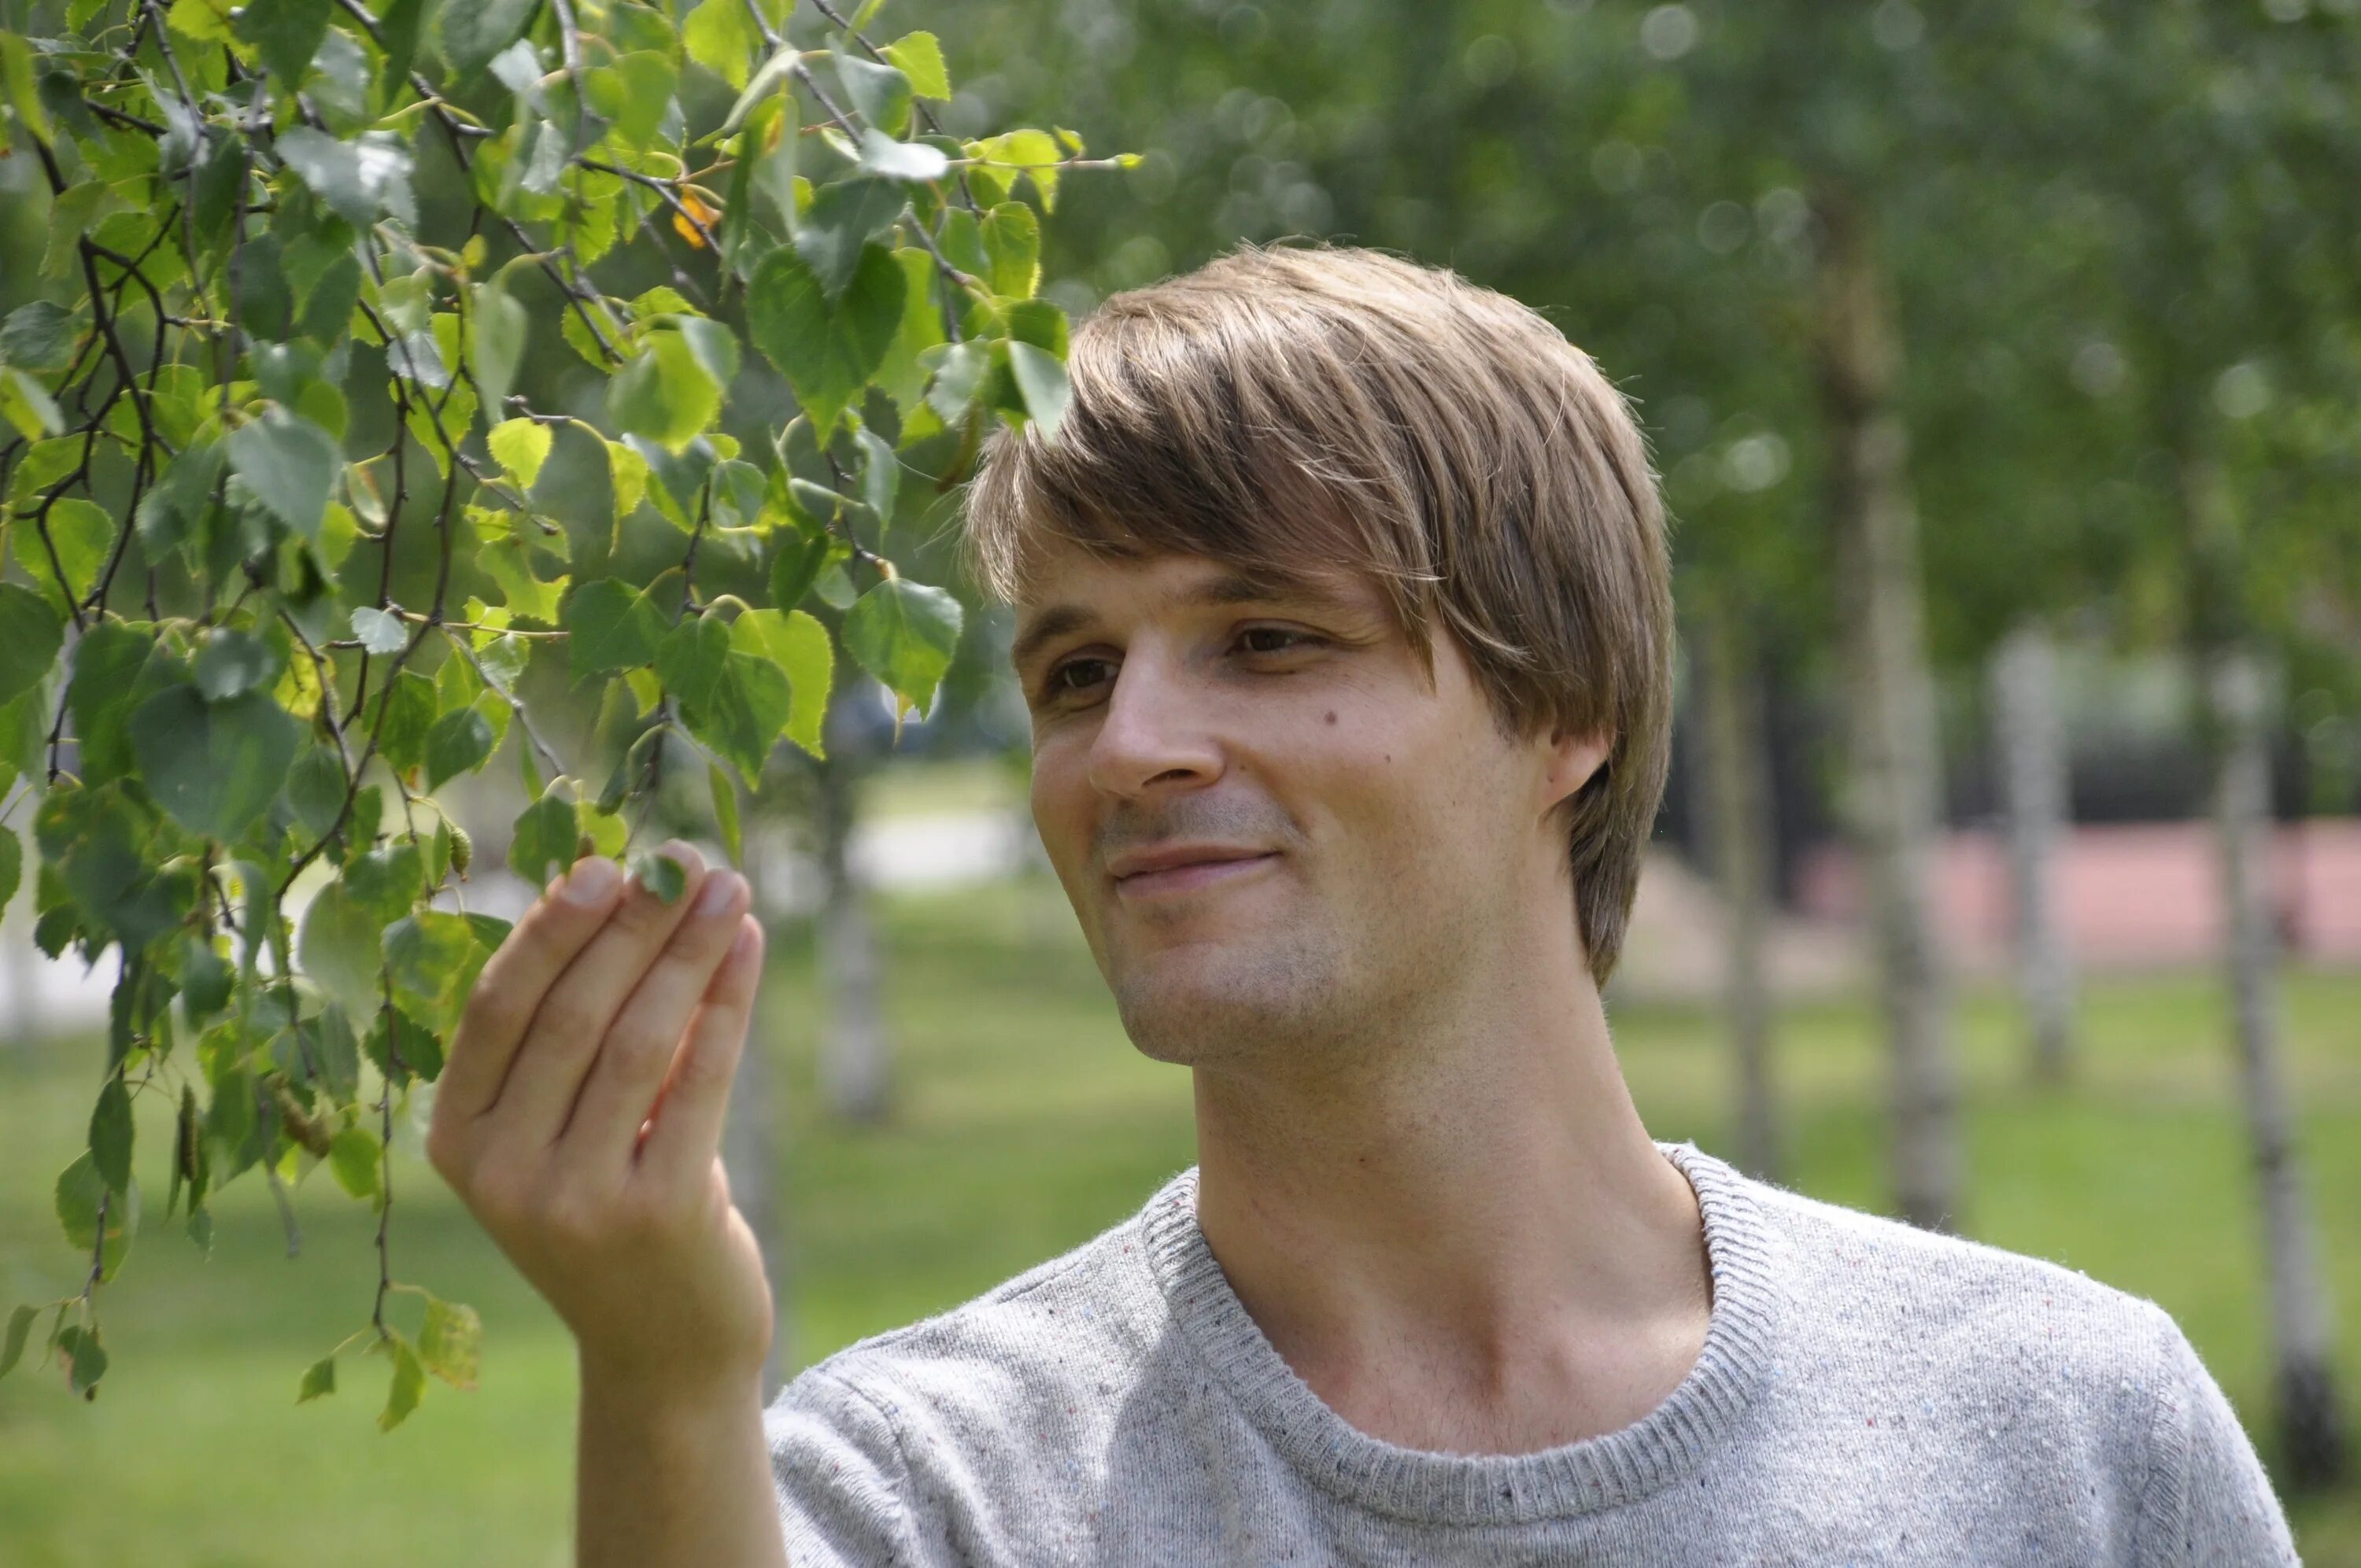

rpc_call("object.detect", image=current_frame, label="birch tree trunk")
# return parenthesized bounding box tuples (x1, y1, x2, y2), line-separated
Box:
(1696, 604, 1783, 1182)
(1988, 621, 2077, 1083)
(1809, 186, 1960, 1232)
(815, 689, 891, 1124)
(2206, 644, 2348, 1488)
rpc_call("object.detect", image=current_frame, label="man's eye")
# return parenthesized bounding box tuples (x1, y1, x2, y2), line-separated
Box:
(1046, 658, 1114, 698)
(1238, 627, 1314, 655)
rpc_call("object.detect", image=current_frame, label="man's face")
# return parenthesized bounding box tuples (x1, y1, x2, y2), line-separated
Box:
(1012, 542, 1580, 1075)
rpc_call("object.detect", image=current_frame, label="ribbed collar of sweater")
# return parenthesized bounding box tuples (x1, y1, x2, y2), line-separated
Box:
(1138, 1140, 1785, 1526)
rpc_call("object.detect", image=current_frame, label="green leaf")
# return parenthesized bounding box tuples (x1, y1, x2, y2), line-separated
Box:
(130, 686, 301, 841)
(300, 878, 385, 1016)
(748, 242, 905, 441)
(367, 670, 437, 775)
(881, 30, 950, 99)
(135, 438, 226, 557)
(0, 369, 63, 441)
(655, 612, 730, 711)
(0, 830, 20, 921)
(0, 32, 57, 143)
(471, 282, 530, 417)
(682, 0, 756, 90)
(297, 1353, 337, 1402)
(1007, 341, 1071, 439)
(57, 1323, 107, 1396)
(0, 581, 64, 710)
(275, 127, 415, 227)
(228, 410, 340, 536)
(981, 201, 1040, 301)
(383, 909, 505, 1017)
(627, 848, 688, 903)
(972, 127, 1063, 212)
(709, 759, 742, 863)
(418, 1295, 482, 1389)
(857, 127, 948, 183)
(425, 703, 497, 789)
(793, 177, 907, 299)
(191, 628, 281, 700)
(843, 577, 961, 718)
(682, 632, 795, 787)
(768, 529, 837, 614)
(436, 0, 538, 78)
(722, 45, 797, 135)
(924, 338, 988, 424)
(235, 0, 333, 85)
(343, 838, 426, 923)
(508, 784, 579, 887)
(54, 1149, 135, 1281)
(733, 606, 832, 757)
(833, 50, 911, 138)
(487, 417, 552, 488)
(21, 498, 113, 606)
(328, 1126, 382, 1202)
(564, 577, 670, 677)
(0, 1304, 37, 1382)
(607, 331, 722, 452)
(89, 1076, 132, 1197)
(375, 1332, 425, 1430)
(0, 301, 86, 373)
(351, 604, 407, 654)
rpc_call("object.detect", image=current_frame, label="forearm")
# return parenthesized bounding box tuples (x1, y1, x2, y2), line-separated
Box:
(576, 1360, 790, 1568)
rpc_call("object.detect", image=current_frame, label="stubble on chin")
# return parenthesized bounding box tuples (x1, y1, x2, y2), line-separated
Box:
(1108, 930, 1369, 1074)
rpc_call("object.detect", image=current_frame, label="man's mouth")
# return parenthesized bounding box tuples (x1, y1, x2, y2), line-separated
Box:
(1110, 850, 1281, 898)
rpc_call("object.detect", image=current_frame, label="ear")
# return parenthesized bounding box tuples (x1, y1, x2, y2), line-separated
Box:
(1540, 726, 1614, 816)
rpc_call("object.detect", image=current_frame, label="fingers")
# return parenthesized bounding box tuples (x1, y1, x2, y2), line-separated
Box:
(434, 854, 628, 1127)
(556, 865, 752, 1174)
(635, 913, 765, 1191)
(493, 841, 712, 1149)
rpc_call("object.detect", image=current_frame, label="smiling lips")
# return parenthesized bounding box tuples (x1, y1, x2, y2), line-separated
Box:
(1107, 847, 1281, 898)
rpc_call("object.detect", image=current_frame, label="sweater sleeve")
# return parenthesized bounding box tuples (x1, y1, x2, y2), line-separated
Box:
(764, 1364, 937, 1568)
(2140, 1308, 2300, 1567)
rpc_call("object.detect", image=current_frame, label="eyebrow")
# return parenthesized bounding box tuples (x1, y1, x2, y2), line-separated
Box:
(1009, 567, 1336, 673)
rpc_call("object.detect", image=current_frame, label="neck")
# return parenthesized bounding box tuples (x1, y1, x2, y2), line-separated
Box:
(1188, 913, 1710, 1453)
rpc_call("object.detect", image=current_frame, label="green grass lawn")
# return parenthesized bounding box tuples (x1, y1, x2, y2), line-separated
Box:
(1, 869, 2356, 1563)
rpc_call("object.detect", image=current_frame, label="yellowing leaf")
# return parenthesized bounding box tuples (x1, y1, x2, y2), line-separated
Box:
(487, 418, 552, 488)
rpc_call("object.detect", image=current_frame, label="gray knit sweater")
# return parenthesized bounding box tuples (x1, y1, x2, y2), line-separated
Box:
(763, 1142, 2299, 1564)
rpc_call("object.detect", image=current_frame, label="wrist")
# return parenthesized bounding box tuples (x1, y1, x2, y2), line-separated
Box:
(577, 1346, 768, 1419)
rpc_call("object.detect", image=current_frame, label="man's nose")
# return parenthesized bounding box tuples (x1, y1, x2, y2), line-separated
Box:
(1085, 644, 1224, 799)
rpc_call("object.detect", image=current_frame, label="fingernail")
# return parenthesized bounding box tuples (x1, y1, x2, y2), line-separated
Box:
(695, 868, 744, 918)
(729, 919, 760, 962)
(661, 838, 705, 878)
(563, 856, 622, 906)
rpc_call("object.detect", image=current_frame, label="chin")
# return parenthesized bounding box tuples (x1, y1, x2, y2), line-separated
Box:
(1106, 938, 1350, 1068)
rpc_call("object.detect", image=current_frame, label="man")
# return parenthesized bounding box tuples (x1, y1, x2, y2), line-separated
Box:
(427, 242, 2299, 1565)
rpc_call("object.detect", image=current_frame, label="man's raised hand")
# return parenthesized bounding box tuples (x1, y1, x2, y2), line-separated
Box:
(426, 841, 775, 1401)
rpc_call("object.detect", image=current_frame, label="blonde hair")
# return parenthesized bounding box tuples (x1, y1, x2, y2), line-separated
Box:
(963, 241, 1673, 985)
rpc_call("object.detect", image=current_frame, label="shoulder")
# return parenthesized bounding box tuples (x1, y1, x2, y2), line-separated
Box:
(769, 1174, 1180, 1442)
(1730, 1164, 2300, 1559)
(763, 1179, 1186, 1565)
(1744, 1166, 2185, 1373)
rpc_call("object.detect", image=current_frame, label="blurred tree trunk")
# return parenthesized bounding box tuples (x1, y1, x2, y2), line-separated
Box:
(1809, 186, 1960, 1233)
(2202, 637, 2347, 1489)
(1987, 621, 2076, 1083)
(1694, 601, 1783, 1183)
(815, 689, 890, 1123)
